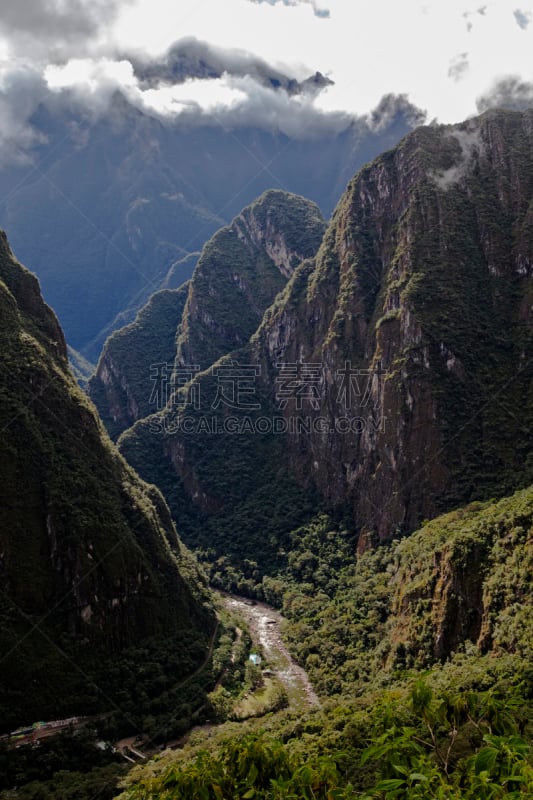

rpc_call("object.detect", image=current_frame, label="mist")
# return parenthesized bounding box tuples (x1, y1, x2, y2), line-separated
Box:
(0, 36, 429, 164)
(477, 76, 533, 113)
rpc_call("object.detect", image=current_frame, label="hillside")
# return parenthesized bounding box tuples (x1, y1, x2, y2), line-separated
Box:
(118, 108, 533, 587)
(117, 483, 533, 799)
(88, 284, 190, 439)
(90, 191, 326, 440)
(281, 485, 533, 696)
(2, 108, 532, 800)
(175, 190, 327, 369)
(0, 233, 216, 732)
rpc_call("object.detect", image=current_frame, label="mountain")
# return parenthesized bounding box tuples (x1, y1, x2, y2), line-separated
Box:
(67, 345, 95, 386)
(279, 484, 533, 699)
(174, 190, 326, 370)
(0, 95, 421, 360)
(117, 108, 533, 588)
(0, 232, 216, 732)
(89, 190, 326, 440)
(88, 283, 190, 440)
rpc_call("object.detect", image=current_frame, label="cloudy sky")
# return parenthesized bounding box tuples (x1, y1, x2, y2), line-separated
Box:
(0, 0, 532, 156)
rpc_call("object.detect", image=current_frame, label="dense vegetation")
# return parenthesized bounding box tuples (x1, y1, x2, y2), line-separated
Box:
(2, 110, 532, 800)
(118, 680, 533, 798)
(118, 109, 533, 590)
(0, 730, 126, 800)
(116, 484, 533, 798)
(174, 189, 326, 370)
(89, 284, 190, 439)
(0, 234, 216, 731)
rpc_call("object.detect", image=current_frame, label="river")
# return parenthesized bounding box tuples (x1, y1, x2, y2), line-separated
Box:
(221, 594, 321, 710)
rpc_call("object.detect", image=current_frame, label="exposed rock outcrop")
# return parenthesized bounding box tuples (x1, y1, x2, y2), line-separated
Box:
(120, 109, 532, 579)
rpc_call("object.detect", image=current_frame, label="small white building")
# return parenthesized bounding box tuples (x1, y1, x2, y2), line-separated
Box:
(249, 653, 262, 666)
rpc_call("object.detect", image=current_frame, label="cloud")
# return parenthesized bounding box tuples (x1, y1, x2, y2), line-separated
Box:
(366, 93, 427, 132)
(431, 127, 484, 190)
(247, 0, 330, 18)
(33, 38, 346, 139)
(0, 66, 49, 166)
(448, 53, 469, 82)
(513, 8, 531, 29)
(463, 5, 488, 32)
(0, 0, 131, 58)
(128, 36, 332, 95)
(476, 75, 533, 112)
(45, 58, 138, 113)
(125, 71, 425, 140)
(0, 35, 428, 166)
(131, 72, 352, 137)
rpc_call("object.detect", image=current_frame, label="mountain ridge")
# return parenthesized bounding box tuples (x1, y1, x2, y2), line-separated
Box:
(116, 108, 532, 588)
(0, 96, 421, 359)
(0, 232, 216, 731)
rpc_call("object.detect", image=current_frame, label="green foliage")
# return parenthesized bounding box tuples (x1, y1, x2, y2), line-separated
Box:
(120, 375, 321, 595)
(360, 681, 533, 799)
(119, 734, 354, 799)
(174, 189, 326, 370)
(89, 284, 190, 439)
(120, 111, 532, 600)
(116, 484, 533, 797)
(0, 763, 125, 800)
(0, 236, 216, 731)
(280, 487, 532, 698)
(0, 730, 124, 798)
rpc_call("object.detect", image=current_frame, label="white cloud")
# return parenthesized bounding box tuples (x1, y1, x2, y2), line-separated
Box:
(431, 127, 484, 190)
(46, 58, 137, 93)
(448, 52, 470, 82)
(0, 0, 533, 159)
(247, 0, 330, 18)
(476, 75, 533, 112)
(513, 8, 531, 29)
(0, 0, 133, 59)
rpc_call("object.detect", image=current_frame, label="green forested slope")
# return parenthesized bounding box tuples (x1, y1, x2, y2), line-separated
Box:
(118, 484, 533, 799)
(0, 234, 215, 731)
(89, 284, 190, 439)
(120, 109, 533, 589)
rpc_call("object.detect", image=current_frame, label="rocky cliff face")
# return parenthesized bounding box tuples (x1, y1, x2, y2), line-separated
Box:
(175, 190, 326, 370)
(119, 109, 532, 582)
(0, 234, 215, 729)
(385, 484, 532, 666)
(89, 284, 190, 439)
(249, 109, 533, 544)
(95, 190, 325, 441)
(279, 485, 532, 699)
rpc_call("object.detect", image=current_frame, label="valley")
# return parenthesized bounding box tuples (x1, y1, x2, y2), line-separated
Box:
(0, 106, 532, 799)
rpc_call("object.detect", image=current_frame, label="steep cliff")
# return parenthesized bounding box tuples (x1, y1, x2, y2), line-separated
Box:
(249, 108, 533, 544)
(390, 485, 533, 664)
(175, 190, 327, 369)
(89, 284, 190, 440)
(0, 234, 215, 731)
(92, 191, 325, 441)
(280, 484, 532, 698)
(120, 108, 532, 583)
